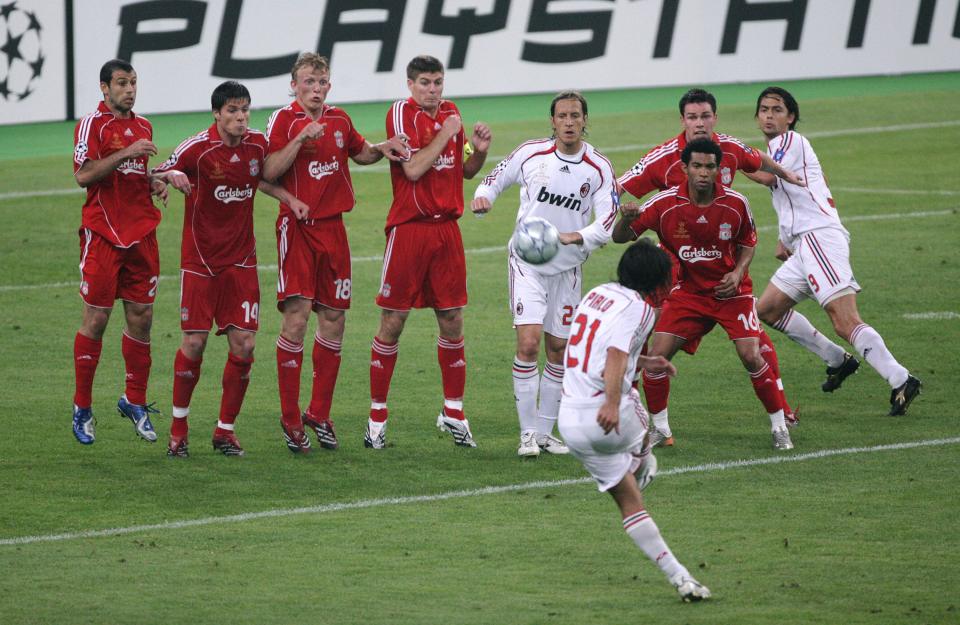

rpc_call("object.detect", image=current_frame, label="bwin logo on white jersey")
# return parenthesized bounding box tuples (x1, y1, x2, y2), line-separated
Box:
(214, 185, 254, 203)
(536, 186, 582, 211)
(678, 246, 722, 263)
(309, 159, 339, 179)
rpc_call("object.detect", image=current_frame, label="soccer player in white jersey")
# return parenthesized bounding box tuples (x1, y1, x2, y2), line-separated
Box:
(753, 87, 922, 415)
(558, 239, 710, 601)
(471, 91, 619, 457)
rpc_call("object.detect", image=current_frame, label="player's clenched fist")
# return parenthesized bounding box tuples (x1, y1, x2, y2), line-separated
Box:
(124, 139, 157, 158)
(470, 122, 491, 153)
(297, 121, 326, 144)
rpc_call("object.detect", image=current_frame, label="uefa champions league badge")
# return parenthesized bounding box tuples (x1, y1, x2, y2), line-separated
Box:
(774, 148, 785, 162)
(719, 223, 732, 241)
(335, 130, 344, 148)
(249, 159, 259, 176)
(181, 307, 189, 321)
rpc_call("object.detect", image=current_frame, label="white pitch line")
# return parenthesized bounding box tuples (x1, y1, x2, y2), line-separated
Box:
(2, 436, 957, 547)
(902, 311, 960, 320)
(0, 210, 953, 294)
(3, 119, 959, 201)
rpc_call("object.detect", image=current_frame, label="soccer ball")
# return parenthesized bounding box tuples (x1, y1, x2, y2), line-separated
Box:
(0, 3, 45, 102)
(513, 216, 560, 265)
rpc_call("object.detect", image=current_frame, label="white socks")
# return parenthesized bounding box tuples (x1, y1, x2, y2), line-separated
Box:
(537, 362, 564, 437)
(772, 309, 846, 367)
(623, 510, 689, 581)
(850, 324, 909, 388)
(512, 358, 539, 433)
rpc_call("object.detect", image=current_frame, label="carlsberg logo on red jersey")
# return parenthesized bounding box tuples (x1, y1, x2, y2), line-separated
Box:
(116, 158, 146, 175)
(214, 185, 254, 203)
(678, 246, 723, 263)
(308, 159, 339, 179)
(432, 153, 455, 171)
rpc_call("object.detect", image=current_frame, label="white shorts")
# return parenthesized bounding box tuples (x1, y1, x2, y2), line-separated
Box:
(508, 257, 581, 338)
(558, 389, 649, 492)
(772, 228, 861, 307)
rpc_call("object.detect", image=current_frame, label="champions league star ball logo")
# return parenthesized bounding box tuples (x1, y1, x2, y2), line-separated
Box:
(0, 2, 44, 102)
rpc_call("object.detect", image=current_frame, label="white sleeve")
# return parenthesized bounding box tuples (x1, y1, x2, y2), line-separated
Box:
(473, 143, 525, 203)
(576, 159, 618, 252)
(770, 131, 804, 172)
(607, 301, 645, 353)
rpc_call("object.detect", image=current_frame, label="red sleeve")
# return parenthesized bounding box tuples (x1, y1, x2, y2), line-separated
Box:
(630, 197, 661, 236)
(345, 115, 366, 158)
(153, 135, 199, 175)
(266, 109, 291, 155)
(736, 200, 758, 247)
(73, 116, 100, 172)
(731, 140, 762, 173)
(619, 165, 659, 199)
(387, 100, 419, 150)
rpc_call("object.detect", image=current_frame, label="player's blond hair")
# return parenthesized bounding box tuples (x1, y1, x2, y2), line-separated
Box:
(290, 52, 329, 82)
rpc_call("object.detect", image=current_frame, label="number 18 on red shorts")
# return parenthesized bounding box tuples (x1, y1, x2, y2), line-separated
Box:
(179, 266, 260, 334)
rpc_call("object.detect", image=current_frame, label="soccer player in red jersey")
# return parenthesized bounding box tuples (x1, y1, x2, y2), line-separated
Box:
(262, 53, 410, 454)
(617, 89, 803, 445)
(366, 55, 492, 449)
(152, 81, 308, 457)
(71, 59, 168, 445)
(613, 139, 795, 451)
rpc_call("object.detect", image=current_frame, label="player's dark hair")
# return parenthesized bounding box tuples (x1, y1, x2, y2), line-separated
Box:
(407, 55, 444, 80)
(617, 239, 672, 298)
(756, 86, 800, 130)
(211, 81, 250, 110)
(678, 88, 717, 115)
(99, 59, 134, 85)
(681, 138, 722, 165)
(550, 90, 588, 117)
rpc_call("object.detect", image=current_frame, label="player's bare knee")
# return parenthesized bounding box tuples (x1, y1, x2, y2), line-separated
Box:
(436, 308, 463, 338)
(516, 339, 539, 362)
(80, 306, 111, 339)
(230, 333, 255, 359)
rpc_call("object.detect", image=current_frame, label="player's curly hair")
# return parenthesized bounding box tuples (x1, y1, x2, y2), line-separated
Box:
(756, 86, 800, 130)
(617, 238, 672, 299)
(681, 138, 723, 165)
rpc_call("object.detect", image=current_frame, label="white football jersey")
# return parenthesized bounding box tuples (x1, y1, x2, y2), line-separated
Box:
(562, 283, 657, 398)
(767, 131, 849, 250)
(475, 138, 618, 276)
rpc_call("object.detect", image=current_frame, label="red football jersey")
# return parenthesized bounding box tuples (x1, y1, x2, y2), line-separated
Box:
(265, 102, 366, 220)
(384, 97, 465, 230)
(153, 123, 268, 275)
(74, 101, 161, 248)
(618, 131, 762, 199)
(630, 183, 758, 298)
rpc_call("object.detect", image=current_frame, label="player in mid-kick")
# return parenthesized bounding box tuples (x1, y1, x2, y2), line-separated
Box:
(558, 238, 710, 601)
(471, 91, 618, 458)
(752, 86, 921, 415)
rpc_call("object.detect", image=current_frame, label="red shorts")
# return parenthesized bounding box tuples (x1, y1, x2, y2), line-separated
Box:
(78, 228, 159, 308)
(655, 291, 760, 345)
(180, 266, 260, 334)
(276, 215, 351, 311)
(376, 220, 467, 311)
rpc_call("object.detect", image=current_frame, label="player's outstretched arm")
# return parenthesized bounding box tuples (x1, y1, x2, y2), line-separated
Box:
(743, 169, 776, 187)
(463, 122, 491, 179)
(470, 197, 493, 215)
(759, 152, 805, 187)
(611, 203, 642, 243)
(597, 347, 629, 435)
(353, 134, 411, 165)
(75, 139, 158, 187)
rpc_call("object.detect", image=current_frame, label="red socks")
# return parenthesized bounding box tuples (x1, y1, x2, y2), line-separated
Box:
(759, 331, 790, 411)
(121, 332, 151, 405)
(276, 336, 304, 427)
(749, 362, 784, 414)
(369, 337, 398, 422)
(218, 352, 252, 435)
(73, 333, 102, 408)
(437, 336, 466, 420)
(307, 334, 342, 422)
(642, 369, 670, 414)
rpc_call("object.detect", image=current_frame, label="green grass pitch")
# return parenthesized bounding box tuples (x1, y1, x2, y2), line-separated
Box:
(0, 72, 958, 624)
